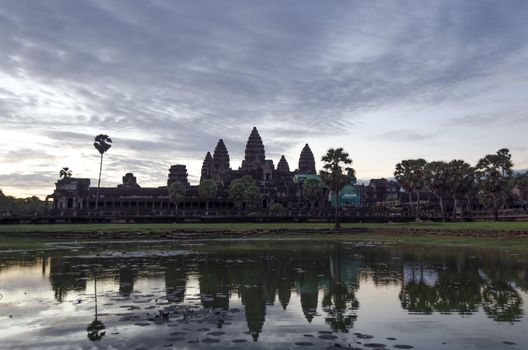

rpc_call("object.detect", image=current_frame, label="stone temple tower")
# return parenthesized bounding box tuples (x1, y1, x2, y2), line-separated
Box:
(298, 144, 316, 174)
(200, 151, 213, 181)
(212, 139, 231, 184)
(168, 165, 190, 187)
(241, 127, 266, 171)
(276, 155, 290, 173)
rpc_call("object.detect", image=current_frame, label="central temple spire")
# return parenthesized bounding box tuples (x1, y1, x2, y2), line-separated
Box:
(298, 144, 316, 174)
(241, 127, 266, 171)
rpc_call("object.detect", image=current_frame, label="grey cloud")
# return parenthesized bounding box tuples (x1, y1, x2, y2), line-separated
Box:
(443, 114, 497, 128)
(0, 148, 56, 163)
(378, 129, 438, 142)
(0, 172, 56, 188)
(0, 0, 527, 194)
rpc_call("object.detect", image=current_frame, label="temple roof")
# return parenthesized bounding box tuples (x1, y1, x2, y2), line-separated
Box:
(212, 139, 230, 171)
(201, 152, 213, 180)
(298, 144, 316, 174)
(241, 127, 265, 170)
(277, 155, 290, 172)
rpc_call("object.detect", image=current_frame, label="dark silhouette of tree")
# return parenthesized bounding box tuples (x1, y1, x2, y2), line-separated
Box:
(394, 159, 427, 218)
(320, 148, 353, 229)
(59, 167, 72, 179)
(446, 160, 472, 220)
(302, 178, 324, 210)
(87, 271, 105, 341)
(424, 161, 449, 221)
(168, 181, 186, 215)
(476, 148, 513, 220)
(229, 175, 259, 214)
(199, 179, 217, 216)
(93, 134, 112, 210)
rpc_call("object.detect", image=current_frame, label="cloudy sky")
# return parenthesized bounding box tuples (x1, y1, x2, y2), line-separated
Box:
(0, 0, 527, 198)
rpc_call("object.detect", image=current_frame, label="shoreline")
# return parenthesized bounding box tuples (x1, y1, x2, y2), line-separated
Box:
(1, 222, 528, 251)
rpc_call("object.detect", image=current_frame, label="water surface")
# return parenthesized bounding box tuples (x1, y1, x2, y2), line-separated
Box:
(0, 239, 527, 349)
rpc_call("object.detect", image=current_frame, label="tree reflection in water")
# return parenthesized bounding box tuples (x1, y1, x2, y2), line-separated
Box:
(23, 241, 526, 342)
(87, 270, 105, 341)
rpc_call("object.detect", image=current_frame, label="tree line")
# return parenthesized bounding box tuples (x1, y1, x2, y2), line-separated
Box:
(394, 148, 528, 221)
(0, 189, 46, 213)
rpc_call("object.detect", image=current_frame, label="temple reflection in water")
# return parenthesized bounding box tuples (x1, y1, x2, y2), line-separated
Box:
(1, 242, 526, 342)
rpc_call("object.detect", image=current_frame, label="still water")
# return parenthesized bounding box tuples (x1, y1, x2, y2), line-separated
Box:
(0, 239, 527, 349)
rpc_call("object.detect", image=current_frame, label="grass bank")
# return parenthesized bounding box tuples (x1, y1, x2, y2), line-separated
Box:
(0, 221, 527, 234)
(0, 221, 527, 251)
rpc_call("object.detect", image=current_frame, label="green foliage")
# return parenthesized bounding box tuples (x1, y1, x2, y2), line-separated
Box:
(0, 193, 46, 213)
(270, 203, 285, 214)
(198, 179, 218, 200)
(320, 148, 353, 228)
(59, 167, 72, 179)
(319, 148, 353, 195)
(168, 181, 186, 203)
(446, 160, 472, 199)
(93, 134, 112, 155)
(228, 179, 246, 204)
(394, 159, 427, 194)
(425, 161, 449, 196)
(512, 171, 528, 187)
(229, 176, 259, 211)
(243, 184, 260, 208)
(302, 178, 324, 202)
(476, 148, 513, 220)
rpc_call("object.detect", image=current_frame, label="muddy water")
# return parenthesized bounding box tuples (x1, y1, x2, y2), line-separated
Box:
(0, 240, 527, 349)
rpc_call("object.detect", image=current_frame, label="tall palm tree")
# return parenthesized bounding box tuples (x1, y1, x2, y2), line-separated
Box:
(320, 148, 353, 229)
(93, 134, 112, 210)
(476, 148, 513, 221)
(302, 178, 324, 211)
(394, 159, 427, 218)
(59, 167, 72, 179)
(424, 161, 449, 222)
(168, 181, 186, 215)
(198, 179, 217, 216)
(446, 160, 471, 220)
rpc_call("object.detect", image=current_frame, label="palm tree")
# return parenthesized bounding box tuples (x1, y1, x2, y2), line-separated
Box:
(199, 179, 217, 216)
(320, 148, 353, 229)
(87, 270, 105, 341)
(394, 159, 427, 218)
(229, 175, 257, 215)
(168, 181, 186, 215)
(302, 178, 324, 211)
(59, 167, 72, 179)
(446, 160, 471, 220)
(242, 184, 260, 212)
(424, 161, 449, 222)
(93, 134, 112, 210)
(476, 148, 513, 221)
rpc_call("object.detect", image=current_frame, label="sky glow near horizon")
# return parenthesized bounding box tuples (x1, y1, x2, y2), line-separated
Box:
(0, 0, 527, 198)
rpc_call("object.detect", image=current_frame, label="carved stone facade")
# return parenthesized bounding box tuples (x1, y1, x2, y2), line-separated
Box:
(49, 127, 331, 214)
(298, 144, 316, 175)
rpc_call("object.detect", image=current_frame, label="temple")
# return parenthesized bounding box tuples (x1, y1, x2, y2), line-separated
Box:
(49, 127, 418, 217)
(50, 127, 335, 215)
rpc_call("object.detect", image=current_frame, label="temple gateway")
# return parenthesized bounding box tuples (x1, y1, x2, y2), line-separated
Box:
(50, 127, 363, 215)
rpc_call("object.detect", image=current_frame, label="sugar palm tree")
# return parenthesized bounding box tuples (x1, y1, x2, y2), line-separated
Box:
(198, 179, 217, 216)
(59, 167, 72, 179)
(476, 148, 513, 221)
(168, 181, 186, 215)
(424, 161, 448, 221)
(302, 178, 324, 211)
(93, 134, 112, 210)
(320, 148, 353, 229)
(446, 160, 471, 220)
(229, 175, 257, 215)
(394, 159, 427, 218)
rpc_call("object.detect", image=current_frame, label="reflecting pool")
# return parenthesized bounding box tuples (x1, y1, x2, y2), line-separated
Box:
(0, 239, 527, 349)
